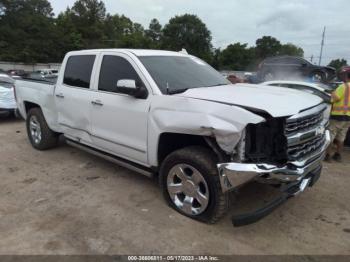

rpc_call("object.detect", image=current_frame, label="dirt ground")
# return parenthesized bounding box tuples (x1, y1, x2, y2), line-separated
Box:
(0, 117, 349, 255)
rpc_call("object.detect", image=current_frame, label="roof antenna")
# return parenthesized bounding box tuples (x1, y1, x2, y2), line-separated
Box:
(179, 48, 188, 54)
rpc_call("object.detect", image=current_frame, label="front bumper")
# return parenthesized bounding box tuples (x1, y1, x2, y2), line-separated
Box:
(217, 130, 331, 193)
(232, 166, 322, 226)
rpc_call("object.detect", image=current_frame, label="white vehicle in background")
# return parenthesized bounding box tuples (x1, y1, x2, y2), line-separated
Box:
(35, 69, 59, 77)
(15, 49, 330, 226)
(261, 80, 333, 118)
(261, 80, 333, 103)
(0, 73, 17, 117)
(33, 69, 59, 83)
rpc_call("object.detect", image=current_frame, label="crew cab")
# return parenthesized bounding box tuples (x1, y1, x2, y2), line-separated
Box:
(15, 49, 330, 226)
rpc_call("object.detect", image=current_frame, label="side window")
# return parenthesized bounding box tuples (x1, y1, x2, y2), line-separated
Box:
(99, 55, 143, 93)
(63, 55, 96, 88)
(287, 58, 303, 65)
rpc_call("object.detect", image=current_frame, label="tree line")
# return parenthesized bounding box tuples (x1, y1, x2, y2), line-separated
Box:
(0, 0, 347, 71)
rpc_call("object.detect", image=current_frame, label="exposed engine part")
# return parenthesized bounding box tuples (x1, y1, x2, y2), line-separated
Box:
(244, 118, 288, 164)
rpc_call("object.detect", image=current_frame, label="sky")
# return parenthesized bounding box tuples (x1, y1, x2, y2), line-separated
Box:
(49, 0, 349, 65)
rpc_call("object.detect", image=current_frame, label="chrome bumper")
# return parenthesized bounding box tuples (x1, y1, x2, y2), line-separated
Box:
(218, 130, 331, 193)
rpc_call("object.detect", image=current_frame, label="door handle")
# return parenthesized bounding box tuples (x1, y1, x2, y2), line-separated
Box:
(55, 93, 64, 98)
(91, 100, 103, 106)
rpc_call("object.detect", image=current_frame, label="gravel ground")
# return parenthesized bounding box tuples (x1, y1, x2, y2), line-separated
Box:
(0, 117, 349, 255)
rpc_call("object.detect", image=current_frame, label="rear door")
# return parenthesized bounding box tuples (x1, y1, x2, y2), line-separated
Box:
(90, 52, 151, 165)
(55, 54, 97, 144)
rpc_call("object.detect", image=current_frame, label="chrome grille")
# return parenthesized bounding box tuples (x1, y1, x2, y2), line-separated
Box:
(285, 111, 323, 135)
(288, 134, 326, 160)
(285, 104, 328, 162)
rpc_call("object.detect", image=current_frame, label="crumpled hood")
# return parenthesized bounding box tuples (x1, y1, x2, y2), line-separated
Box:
(176, 84, 323, 117)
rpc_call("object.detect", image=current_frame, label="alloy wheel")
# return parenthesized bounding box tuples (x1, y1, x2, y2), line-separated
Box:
(167, 164, 209, 216)
(29, 115, 42, 144)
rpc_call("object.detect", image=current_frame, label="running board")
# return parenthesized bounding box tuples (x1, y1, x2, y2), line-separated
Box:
(66, 139, 154, 178)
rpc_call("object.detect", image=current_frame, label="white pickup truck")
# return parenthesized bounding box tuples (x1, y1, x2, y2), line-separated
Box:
(15, 49, 330, 226)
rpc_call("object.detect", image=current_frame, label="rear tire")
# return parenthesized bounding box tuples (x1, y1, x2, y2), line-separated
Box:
(26, 108, 59, 150)
(160, 146, 229, 223)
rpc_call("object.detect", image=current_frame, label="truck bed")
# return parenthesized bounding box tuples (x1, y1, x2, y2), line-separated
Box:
(15, 78, 60, 131)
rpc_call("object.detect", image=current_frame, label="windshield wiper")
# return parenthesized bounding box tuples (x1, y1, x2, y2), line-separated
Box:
(204, 83, 228, 88)
(167, 83, 228, 95)
(167, 88, 189, 95)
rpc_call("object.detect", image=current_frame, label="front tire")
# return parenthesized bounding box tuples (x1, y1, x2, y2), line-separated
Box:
(26, 108, 59, 150)
(160, 146, 229, 223)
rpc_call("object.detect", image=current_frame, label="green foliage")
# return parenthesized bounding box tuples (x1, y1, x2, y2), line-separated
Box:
(102, 14, 134, 47)
(0, 0, 305, 70)
(162, 14, 213, 61)
(280, 43, 304, 57)
(219, 43, 255, 70)
(58, 0, 106, 49)
(328, 58, 348, 71)
(146, 18, 162, 49)
(255, 36, 282, 59)
(0, 0, 59, 62)
(218, 37, 305, 70)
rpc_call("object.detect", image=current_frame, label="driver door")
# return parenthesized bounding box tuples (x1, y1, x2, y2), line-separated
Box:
(90, 52, 151, 165)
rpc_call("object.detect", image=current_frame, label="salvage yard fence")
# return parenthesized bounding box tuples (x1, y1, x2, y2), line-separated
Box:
(0, 61, 61, 72)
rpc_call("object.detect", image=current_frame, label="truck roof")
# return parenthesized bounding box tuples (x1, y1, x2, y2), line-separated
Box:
(67, 49, 188, 57)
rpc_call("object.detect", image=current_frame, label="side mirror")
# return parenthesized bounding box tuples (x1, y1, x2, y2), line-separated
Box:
(116, 79, 148, 99)
(301, 63, 308, 67)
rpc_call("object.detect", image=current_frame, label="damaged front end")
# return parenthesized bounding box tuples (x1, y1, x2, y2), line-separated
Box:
(217, 103, 330, 225)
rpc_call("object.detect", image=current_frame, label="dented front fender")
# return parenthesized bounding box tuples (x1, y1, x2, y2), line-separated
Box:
(147, 95, 265, 166)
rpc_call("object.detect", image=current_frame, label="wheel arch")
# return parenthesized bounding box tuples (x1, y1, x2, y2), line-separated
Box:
(157, 132, 228, 169)
(23, 101, 59, 132)
(24, 101, 41, 115)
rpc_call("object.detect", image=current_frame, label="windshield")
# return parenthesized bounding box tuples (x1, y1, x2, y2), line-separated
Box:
(139, 56, 229, 94)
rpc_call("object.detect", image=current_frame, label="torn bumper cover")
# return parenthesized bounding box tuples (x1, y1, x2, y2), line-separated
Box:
(217, 130, 330, 226)
(231, 166, 322, 226)
(217, 130, 331, 193)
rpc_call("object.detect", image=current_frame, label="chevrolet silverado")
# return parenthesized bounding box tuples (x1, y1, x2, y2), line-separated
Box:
(15, 49, 330, 225)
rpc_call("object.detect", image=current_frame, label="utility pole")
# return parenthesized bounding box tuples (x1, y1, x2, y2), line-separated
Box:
(318, 26, 326, 66)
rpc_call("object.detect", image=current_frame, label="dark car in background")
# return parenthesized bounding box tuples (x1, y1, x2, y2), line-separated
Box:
(257, 56, 336, 83)
(7, 69, 26, 79)
(262, 80, 333, 103)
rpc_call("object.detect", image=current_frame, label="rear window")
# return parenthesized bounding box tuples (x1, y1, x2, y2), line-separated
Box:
(63, 55, 95, 88)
